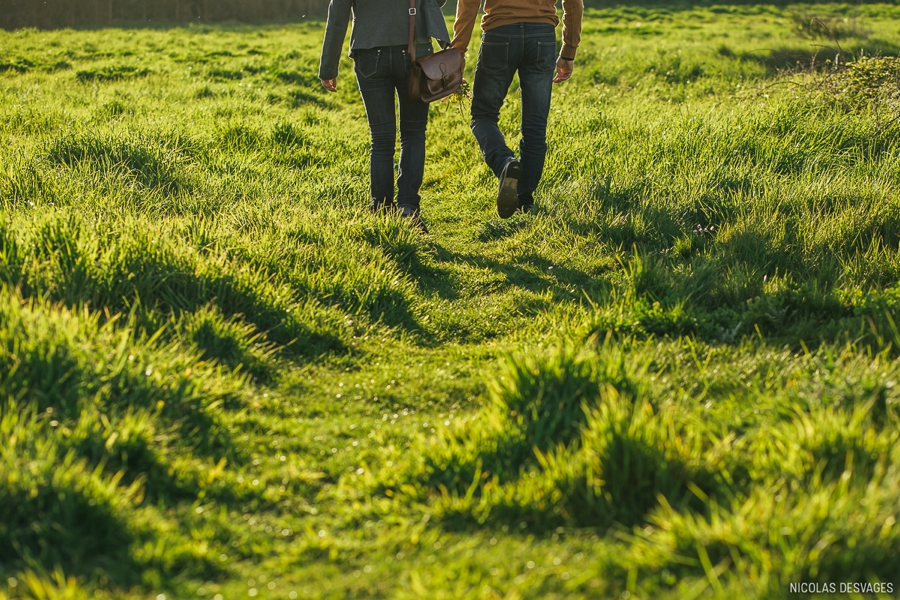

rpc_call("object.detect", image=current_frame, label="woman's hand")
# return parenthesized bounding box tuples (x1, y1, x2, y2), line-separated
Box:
(320, 78, 337, 92)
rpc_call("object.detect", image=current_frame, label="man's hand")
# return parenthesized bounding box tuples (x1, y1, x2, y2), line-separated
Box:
(320, 78, 337, 92)
(553, 57, 574, 83)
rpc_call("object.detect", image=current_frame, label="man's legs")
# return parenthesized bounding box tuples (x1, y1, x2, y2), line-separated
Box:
(517, 26, 556, 205)
(470, 25, 522, 178)
(471, 24, 556, 214)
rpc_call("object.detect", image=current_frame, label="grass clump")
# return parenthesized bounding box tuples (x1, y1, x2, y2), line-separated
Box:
(0, 288, 258, 589)
(378, 344, 717, 531)
(44, 133, 191, 194)
(0, 212, 350, 357)
(789, 10, 871, 41)
(821, 55, 900, 119)
(76, 65, 152, 83)
(180, 305, 278, 383)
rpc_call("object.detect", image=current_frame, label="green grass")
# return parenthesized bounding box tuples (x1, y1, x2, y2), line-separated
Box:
(2, 4, 900, 598)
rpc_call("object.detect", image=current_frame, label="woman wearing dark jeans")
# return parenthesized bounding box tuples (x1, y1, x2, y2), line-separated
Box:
(318, 0, 450, 231)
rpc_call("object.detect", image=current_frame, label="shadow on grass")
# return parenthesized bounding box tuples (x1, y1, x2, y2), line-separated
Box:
(1, 486, 143, 588)
(415, 244, 598, 305)
(738, 42, 900, 74)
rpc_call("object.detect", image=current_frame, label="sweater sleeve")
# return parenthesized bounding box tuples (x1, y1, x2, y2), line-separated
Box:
(560, 0, 583, 60)
(318, 0, 353, 80)
(450, 0, 482, 56)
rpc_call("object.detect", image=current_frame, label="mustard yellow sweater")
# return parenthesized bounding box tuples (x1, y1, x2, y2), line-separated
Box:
(451, 0, 583, 60)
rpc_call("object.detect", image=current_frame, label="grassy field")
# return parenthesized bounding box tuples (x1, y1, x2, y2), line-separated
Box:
(2, 3, 900, 598)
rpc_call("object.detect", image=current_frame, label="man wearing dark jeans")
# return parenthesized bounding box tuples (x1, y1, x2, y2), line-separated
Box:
(451, 0, 583, 218)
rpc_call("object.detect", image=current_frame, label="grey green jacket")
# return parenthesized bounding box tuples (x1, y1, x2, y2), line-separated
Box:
(318, 0, 450, 80)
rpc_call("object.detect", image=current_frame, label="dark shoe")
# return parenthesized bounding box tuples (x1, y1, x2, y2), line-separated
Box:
(370, 197, 396, 214)
(399, 204, 429, 234)
(497, 158, 521, 219)
(518, 192, 535, 214)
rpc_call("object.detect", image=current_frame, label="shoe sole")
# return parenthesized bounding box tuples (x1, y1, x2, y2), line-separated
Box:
(497, 159, 521, 219)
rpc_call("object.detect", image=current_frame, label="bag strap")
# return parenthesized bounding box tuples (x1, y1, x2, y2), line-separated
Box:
(407, 0, 417, 63)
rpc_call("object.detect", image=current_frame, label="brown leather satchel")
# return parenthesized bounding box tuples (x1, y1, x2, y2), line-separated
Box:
(406, 0, 464, 102)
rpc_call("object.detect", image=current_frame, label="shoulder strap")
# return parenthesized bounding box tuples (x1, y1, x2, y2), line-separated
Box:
(408, 0, 417, 62)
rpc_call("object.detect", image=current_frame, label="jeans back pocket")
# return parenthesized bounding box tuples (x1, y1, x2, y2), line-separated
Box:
(354, 49, 380, 79)
(479, 41, 509, 74)
(536, 41, 556, 72)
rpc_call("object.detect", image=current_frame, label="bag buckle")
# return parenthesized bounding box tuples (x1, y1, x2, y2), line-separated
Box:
(408, 8, 417, 15)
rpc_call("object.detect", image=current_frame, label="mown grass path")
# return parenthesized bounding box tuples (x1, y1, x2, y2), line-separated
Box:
(2, 4, 900, 598)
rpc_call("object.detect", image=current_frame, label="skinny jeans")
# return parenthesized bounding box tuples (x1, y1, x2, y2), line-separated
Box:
(354, 44, 433, 209)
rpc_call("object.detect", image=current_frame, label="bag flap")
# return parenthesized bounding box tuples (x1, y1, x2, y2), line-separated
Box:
(426, 70, 461, 95)
(418, 48, 462, 80)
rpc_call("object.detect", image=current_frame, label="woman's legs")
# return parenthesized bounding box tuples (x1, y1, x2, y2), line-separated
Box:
(355, 45, 431, 214)
(394, 47, 430, 210)
(396, 95, 428, 209)
(355, 48, 397, 205)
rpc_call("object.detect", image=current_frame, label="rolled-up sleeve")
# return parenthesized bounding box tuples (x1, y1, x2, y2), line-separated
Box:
(560, 0, 583, 60)
(450, 0, 481, 55)
(318, 0, 353, 80)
